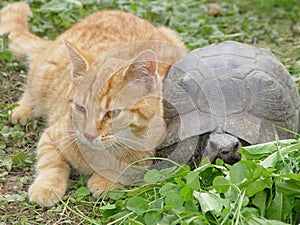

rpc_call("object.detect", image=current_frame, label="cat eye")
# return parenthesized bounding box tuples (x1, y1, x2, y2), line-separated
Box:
(104, 109, 121, 120)
(74, 103, 87, 115)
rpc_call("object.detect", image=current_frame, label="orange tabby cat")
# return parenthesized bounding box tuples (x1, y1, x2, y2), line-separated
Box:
(0, 3, 186, 206)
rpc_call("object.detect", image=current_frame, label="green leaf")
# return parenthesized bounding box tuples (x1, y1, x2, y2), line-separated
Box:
(0, 141, 6, 149)
(150, 198, 163, 210)
(144, 211, 163, 225)
(184, 200, 199, 212)
(180, 186, 194, 201)
(174, 177, 185, 186)
(127, 219, 144, 225)
(126, 196, 148, 215)
(0, 149, 5, 159)
(242, 207, 260, 220)
(2, 157, 12, 171)
(246, 216, 290, 225)
(6, 194, 25, 202)
(276, 180, 300, 196)
(239, 142, 276, 159)
(174, 165, 190, 176)
(12, 152, 26, 165)
(165, 193, 184, 208)
(252, 192, 267, 216)
(160, 166, 178, 180)
(20, 215, 28, 224)
(0, 50, 13, 62)
(280, 173, 300, 181)
(185, 170, 200, 190)
(213, 176, 230, 193)
(266, 191, 294, 221)
(99, 203, 121, 219)
(108, 189, 124, 200)
(159, 183, 181, 197)
(74, 187, 90, 199)
(215, 158, 224, 166)
(239, 140, 295, 160)
(246, 180, 269, 197)
(260, 141, 300, 168)
(229, 163, 246, 184)
(194, 191, 223, 214)
(144, 169, 163, 183)
(99, 204, 118, 211)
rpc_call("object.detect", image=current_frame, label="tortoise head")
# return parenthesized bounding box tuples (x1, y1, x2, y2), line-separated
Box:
(201, 132, 244, 164)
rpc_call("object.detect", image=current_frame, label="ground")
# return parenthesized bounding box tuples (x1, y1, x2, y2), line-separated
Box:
(0, 0, 299, 224)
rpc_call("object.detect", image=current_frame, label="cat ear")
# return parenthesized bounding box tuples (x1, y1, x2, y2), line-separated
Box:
(125, 50, 159, 91)
(64, 40, 89, 78)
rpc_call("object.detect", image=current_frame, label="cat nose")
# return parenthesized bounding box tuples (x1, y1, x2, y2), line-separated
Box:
(83, 133, 98, 142)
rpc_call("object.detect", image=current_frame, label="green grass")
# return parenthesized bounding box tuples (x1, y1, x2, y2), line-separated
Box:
(0, 0, 300, 224)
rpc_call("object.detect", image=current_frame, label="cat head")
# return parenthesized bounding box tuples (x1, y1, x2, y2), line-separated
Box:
(64, 41, 165, 161)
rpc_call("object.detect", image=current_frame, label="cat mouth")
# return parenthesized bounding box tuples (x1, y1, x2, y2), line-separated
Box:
(75, 130, 115, 151)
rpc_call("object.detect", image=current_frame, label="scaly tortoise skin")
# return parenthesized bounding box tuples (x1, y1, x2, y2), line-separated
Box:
(154, 41, 300, 168)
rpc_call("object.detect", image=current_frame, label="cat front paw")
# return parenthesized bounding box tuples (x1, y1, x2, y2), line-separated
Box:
(11, 105, 32, 125)
(28, 179, 67, 207)
(87, 172, 121, 198)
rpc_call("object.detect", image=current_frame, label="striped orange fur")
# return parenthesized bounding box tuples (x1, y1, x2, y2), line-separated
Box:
(0, 2, 186, 206)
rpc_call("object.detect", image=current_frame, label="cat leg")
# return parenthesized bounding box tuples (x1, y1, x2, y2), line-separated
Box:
(88, 172, 121, 198)
(11, 90, 33, 125)
(28, 126, 71, 207)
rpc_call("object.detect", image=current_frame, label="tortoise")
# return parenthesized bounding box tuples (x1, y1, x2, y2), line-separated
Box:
(153, 41, 300, 168)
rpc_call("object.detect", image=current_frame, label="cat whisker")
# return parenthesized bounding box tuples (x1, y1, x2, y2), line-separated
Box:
(49, 131, 78, 151)
(116, 136, 150, 151)
(106, 141, 125, 156)
(115, 139, 136, 151)
(108, 142, 135, 166)
(56, 129, 76, 135)
(113, 141, 143, 162)
(53, 136, 77, 151)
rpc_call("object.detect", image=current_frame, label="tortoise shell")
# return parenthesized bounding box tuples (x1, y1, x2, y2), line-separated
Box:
(155, 41, 300, 166)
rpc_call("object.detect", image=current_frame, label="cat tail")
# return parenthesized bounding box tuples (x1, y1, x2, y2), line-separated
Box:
(0, 2, 51, 60)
